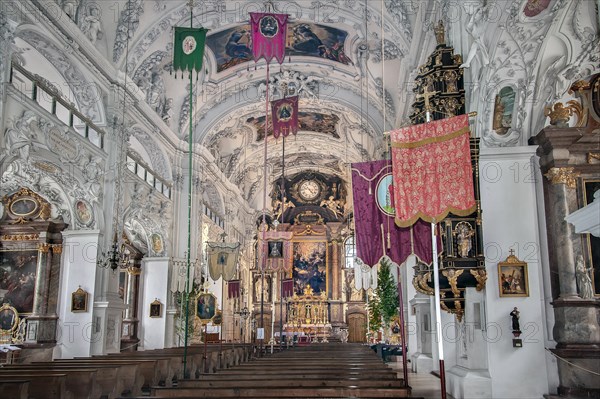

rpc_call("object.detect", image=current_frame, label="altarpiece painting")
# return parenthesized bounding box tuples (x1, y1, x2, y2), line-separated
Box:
(293, 241, 326, 296)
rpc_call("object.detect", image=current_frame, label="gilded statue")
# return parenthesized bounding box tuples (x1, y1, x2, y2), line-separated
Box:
(456, 223, 475, 258)
(434, 20, 446, 45)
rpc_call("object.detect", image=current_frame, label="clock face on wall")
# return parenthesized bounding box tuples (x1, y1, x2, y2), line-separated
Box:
(298, 180, 321, 201)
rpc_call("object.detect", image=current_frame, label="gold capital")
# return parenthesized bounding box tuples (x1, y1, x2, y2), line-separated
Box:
(38, 243, 51, 253)
(545, 167, 579, 189)
(51, 244, 63, 254)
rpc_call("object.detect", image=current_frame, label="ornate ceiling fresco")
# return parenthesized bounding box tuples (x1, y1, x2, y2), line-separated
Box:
(8, 0, 599, 212)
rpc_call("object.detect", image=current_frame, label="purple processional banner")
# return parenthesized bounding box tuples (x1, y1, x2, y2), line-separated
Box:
(351, 160, 437, 268)
(271, 96, 299, 138)
(250, 12, 289, 64)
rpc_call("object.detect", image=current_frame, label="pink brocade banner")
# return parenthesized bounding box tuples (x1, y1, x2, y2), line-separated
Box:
(271, 96, 299, 138)
(250, 12, 288, 64)
(389, 114, 476, 227)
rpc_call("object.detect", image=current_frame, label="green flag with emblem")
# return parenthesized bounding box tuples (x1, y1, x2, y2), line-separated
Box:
(172, 27, 208, 77)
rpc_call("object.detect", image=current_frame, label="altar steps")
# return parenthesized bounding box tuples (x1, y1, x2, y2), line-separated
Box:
(127, 343, 412, 398)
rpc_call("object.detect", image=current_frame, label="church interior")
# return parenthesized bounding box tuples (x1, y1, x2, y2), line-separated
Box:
(0, 0, 599, 398)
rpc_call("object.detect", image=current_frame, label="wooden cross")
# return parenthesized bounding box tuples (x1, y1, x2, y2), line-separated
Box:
(509, 249, 515, 256)
(417, 85, 438, 113)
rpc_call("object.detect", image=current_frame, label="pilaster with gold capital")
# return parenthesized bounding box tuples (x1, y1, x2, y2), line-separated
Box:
(544, 167, 580, 189)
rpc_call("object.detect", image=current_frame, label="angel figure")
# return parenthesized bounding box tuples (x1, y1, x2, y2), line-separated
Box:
(460, 3, 490, 69)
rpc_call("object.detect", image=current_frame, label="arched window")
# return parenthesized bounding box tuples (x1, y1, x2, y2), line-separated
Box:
(344, 235, 356, 269)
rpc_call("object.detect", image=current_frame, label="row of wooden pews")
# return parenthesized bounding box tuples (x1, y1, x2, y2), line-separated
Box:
(128, 343, 412, 398)
(0, 343, 253, 399)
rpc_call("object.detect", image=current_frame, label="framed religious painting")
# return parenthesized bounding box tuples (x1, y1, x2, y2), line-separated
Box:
(196, 292, 217, 323)
(71, 287, 89, 312)
(74, 199, 94, 227)
(498, 254, 529, 297)
(149, 299, 162, 318)
(0, 303, 19, 333)
(0, 249, 38, 314)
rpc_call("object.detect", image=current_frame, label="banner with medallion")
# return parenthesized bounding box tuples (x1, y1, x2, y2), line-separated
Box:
(389, 114, 475, 227)
(250, 12, 289, 64)
(258, 231, 294, 272)
(271, 96, 299, 138)
(172, 27, 208, 77)
(351, 160, 436, 270)
(206, 242, 241, 281)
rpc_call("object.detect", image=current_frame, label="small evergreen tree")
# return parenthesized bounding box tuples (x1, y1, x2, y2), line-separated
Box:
(376, 257, 399, 335)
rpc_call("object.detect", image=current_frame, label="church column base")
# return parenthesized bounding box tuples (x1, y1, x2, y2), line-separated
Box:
(411, 352, 434, 373)
(551, 346, 600, 397)
(446, 365, 492, 399)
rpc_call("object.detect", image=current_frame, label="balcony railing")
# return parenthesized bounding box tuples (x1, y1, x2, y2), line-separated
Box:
(126, 153, 172, 199)
(9, 62, 105, 150)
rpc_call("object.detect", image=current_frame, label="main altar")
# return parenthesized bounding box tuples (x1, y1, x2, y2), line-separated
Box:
(249, 171, 369, 343)
(284, 286, 332, 342)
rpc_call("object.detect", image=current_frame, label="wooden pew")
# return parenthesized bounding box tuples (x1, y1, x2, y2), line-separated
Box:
(35, 361, 143, 398)
(1, 367, 99, 399)
(0, 372, 69, 399)
(0, 379, 29, 399)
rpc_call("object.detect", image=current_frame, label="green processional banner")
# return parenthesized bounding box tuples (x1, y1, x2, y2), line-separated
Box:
(172, 27, 208, 76)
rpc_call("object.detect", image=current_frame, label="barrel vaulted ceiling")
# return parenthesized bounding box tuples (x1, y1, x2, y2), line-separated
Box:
(10, 0, 600, 211)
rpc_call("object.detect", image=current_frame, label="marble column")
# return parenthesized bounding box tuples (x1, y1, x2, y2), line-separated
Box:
(26, 241, 59, 343)
(32, 242, 52, 315)
(121, 266, 141, 351)
(544, 167, 579, 298)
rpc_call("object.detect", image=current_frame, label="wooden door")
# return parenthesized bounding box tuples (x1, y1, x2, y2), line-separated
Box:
(347, 313, 366, 343)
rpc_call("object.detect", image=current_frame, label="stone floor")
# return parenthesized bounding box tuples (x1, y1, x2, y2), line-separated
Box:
(387, 359, 454, 399)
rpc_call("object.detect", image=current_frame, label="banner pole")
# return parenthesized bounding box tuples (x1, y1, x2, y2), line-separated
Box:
(182, 2, 194, 379)
(432, 221, 446, 399)
(396, 269, 409, 387)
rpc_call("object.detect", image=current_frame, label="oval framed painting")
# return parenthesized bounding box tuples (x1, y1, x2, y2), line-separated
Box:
(74, 199, 94, 226)
(10, 197, 38, 217)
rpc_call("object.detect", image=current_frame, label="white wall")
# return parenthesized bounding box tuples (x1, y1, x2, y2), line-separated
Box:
(138, 257, 170, 350)
(54, 230, 100, 359)
(479, 146, 557, 398)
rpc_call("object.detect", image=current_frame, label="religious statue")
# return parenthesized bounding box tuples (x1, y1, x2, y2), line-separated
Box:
(61, 0, 79, 21)
(434, 20, 446, 46)
(510, 307, 521, 334)
(575, 255, 594, 299)
(339, 328, 349, 343)
(460, 3, 490, 69)
(456, 223, 475, 258)
(161, 98, 173, 126)
(320, 196, 343, 217)
(81, 6, 103, 44)
(444, 71, 458, 93)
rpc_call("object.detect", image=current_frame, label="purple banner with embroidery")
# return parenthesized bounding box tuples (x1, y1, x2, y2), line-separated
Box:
(250, 12, 288, 64)
(351, 160, 436, 267)
(271, 96, 299, 138)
